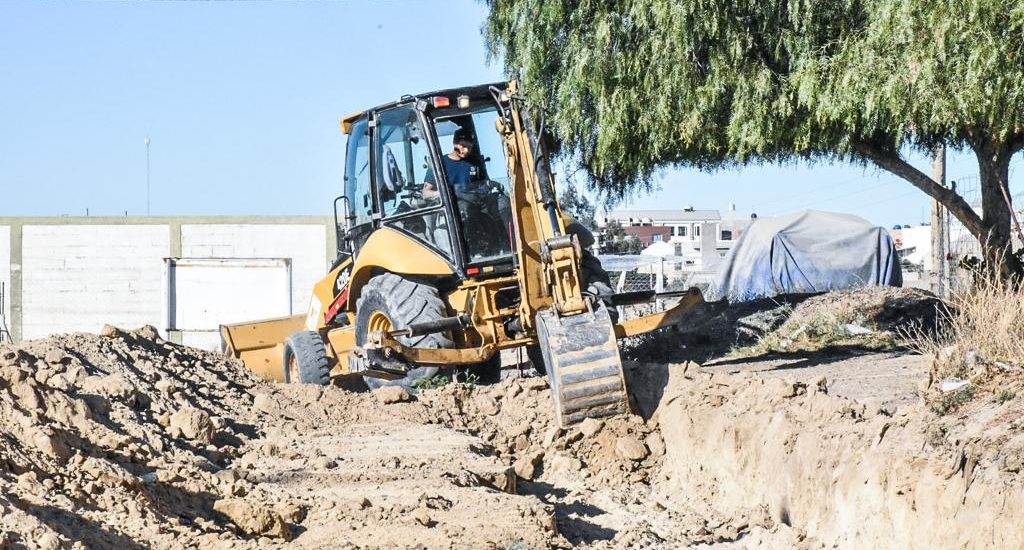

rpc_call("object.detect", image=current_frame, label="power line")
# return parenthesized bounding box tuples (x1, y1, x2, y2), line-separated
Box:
(750, 171, 873, 209)
(846, 188, 922, 211)
(770, 179, 892, 214)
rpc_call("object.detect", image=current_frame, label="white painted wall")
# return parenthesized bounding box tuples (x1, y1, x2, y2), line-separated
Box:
(0, 226, 10, 339)
(21, 225, 169, 340)
(166, 258, 292, 350)
(180, 224, 327, 316)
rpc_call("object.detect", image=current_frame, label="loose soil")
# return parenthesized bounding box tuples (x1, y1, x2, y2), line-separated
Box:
(0, 287, 1021, 549)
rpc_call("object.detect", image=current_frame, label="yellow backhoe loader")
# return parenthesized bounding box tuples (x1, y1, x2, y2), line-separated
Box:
(221, 82, 703, 427)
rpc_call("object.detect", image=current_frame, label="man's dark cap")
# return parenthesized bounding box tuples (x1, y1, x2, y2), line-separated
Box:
(453, 128, 474, 145)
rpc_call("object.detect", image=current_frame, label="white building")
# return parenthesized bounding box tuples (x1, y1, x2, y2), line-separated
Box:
(601, 204, 752, 266)
(0, 216, 335, 349)
(891, 225, 932, 271)
(603, 207, 717, 239)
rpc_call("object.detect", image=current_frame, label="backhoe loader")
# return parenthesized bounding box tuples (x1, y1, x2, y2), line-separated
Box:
(221, 82, 703, 427)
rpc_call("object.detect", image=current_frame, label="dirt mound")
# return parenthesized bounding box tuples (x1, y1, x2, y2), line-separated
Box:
(0, 327, 277, 549)
(630, 287, 944, 364)
(781, 286, 942, 336)
(3, 325, 741, 549)
(6, 311, 1007, 549)
(0, 329, 560, 549)
(0, 326, 795, 549)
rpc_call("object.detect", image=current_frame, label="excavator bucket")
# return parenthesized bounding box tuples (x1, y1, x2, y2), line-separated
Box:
(535, 305, 629, 428)
(220, 314, 305, 382)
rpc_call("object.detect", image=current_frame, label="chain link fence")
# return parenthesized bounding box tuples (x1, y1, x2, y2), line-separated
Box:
(946, 176, 982, 294)
(599, 255, 717, 320)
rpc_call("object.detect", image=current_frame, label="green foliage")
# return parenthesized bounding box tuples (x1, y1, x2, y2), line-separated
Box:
(485, 0, 1024, 185)
(932, 385, 976, 415)
(412, 374, 451, 391)
(484, 0, 1024, 273)
(997, 389, 1016, 404)
(558, 182, 597, 229)
(600, 220, 645, 254)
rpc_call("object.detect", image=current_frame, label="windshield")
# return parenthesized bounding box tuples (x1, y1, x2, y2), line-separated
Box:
(431, 105, 514, 266)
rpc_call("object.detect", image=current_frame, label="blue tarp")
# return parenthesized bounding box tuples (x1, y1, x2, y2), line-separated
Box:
(715, 210, 902, 301)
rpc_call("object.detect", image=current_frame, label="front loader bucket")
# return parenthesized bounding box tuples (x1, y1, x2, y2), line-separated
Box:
(220, 314, 305, 382)
(535, 305, 629, 428)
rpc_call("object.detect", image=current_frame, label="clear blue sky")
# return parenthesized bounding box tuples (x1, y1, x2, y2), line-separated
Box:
(2, 1, 1020, 229)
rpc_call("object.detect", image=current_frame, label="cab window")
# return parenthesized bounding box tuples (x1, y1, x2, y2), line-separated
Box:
(375, 105, 454, 259)
(344, 117, 372, 226)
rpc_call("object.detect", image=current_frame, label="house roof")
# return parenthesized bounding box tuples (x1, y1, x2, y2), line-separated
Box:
(605, 209, 722, 222)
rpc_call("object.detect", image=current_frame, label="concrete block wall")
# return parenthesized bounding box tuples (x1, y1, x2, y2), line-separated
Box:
(21, 225, 170, 340)
(181, 224, 327, 314)
(0, 217, 336, 344)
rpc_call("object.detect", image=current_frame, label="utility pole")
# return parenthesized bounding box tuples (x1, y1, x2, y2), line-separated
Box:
(145, 135, 151, 216)
(931, 144, 947, 298)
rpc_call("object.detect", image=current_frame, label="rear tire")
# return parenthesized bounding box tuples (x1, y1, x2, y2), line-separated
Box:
(356, 273, 448, 390)
(283, 331, 331, 385)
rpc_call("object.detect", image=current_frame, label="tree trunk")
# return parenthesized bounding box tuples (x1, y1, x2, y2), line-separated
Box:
(975, 144, 1021, 278)
(852, 139, 1022, 281)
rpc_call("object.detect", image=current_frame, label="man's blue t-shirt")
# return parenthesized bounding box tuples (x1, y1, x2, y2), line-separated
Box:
(441, 155, 479, 191)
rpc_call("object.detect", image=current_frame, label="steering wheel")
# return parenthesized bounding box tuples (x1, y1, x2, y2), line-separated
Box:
(399, 181, 423, 200)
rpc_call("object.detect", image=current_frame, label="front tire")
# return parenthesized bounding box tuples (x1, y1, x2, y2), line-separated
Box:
(355, 273, 448, 390)
(283, 331, 331, 385)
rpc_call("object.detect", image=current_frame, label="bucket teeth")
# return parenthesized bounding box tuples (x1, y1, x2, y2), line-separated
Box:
(536, 305, 630, 428)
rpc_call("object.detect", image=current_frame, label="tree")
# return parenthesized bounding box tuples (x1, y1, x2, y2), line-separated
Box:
(600, 220, 645, 254)
(484, 0, 1024, 277)
(558, 182, 597, 229)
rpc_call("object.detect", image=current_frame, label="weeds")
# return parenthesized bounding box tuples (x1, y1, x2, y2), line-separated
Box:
(412, 374, 451, 391)
(733, 312, 896, 358)
(997, 390, 1016, 404)
(411, 369, 481, 392)
(907, 270, 1024, 379)
(931, 385, 976, 415)
(908, 258, 1024, 412)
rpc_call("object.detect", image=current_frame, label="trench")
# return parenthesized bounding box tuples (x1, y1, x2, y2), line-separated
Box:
(652, 360, 1024, 549)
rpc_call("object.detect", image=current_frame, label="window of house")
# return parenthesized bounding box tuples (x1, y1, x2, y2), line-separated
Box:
(652, 234, 662, 242)
(721, 230, 733, 240)
(694, 225, 701, 237)
(678, 225, 687, 237)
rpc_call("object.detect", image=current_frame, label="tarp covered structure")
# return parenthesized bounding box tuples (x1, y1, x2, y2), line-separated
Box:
(715, 210, 902, 301)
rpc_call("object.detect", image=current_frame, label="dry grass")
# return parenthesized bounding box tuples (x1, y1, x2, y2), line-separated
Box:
(912, 277, 1024, 374)
(910, 272, 1024, 413)
(728, 287, 936, 358)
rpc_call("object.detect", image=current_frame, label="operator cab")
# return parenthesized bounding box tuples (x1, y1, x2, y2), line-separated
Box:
(336, 83, 515, 278)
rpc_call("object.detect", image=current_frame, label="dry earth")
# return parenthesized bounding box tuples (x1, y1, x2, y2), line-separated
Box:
(1, 287, 1022, 549)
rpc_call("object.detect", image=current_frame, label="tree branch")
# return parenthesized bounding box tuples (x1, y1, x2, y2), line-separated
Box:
(1008, 132, 1024, 155)
(851, 139, 986, 239)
